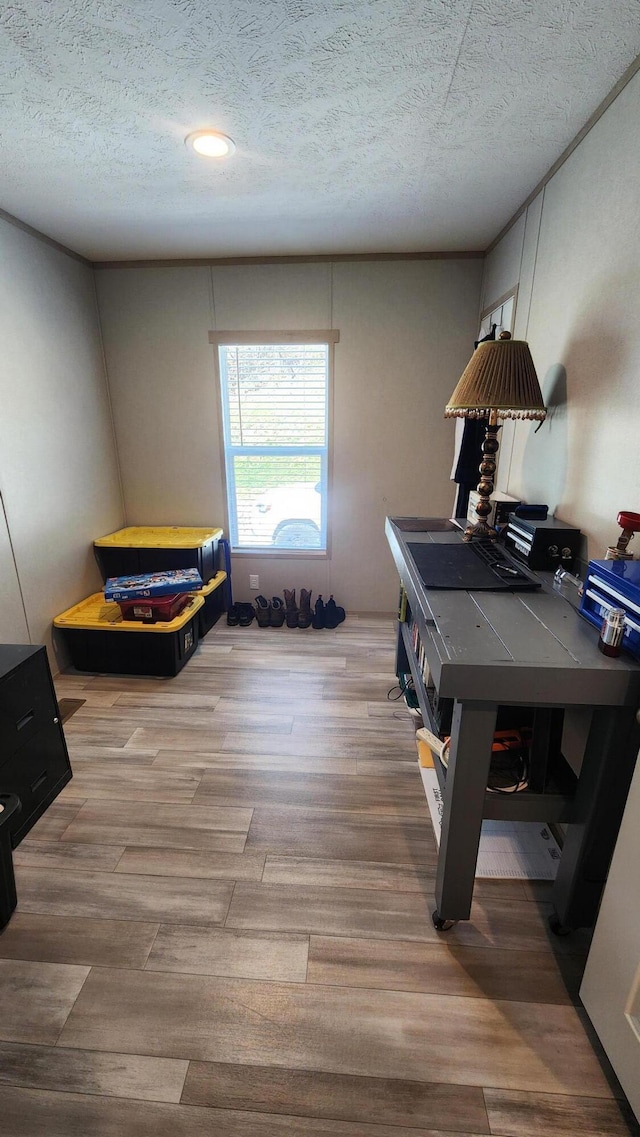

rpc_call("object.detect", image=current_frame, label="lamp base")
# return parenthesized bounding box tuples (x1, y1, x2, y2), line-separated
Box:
(463, 520, 498, 542)
(463, 410, 500, 542)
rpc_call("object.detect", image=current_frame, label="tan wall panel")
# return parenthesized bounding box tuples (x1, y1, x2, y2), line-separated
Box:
(0, 220, 123, 667)
(95, 267, 224, 527)
(331, 260, 482, 610)
(494, 192, 545, 494)
(97, 259, 482, 611)
(488, 70, 640, 565)
(0, 498, 29, 643)
(210, 263, 332, 330)
(481, 212, 525, 313)
(512, 192, 544, 341)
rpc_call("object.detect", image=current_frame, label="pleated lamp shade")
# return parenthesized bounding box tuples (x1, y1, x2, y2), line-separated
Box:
(445, 336, 546, 421)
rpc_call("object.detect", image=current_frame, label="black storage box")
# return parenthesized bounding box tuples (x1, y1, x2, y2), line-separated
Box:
(198, 572, 227, 638)
(54, 594, 203, 677)
(505, 516, 582, 571)
(94, 527, 222, 585)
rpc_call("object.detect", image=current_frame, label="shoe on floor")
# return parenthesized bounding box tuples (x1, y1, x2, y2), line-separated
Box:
(312, 596, 325, 629)
(298, 588, 313, 629)
(283, 588, 298, 628)
(270, 596, 285, 627)
(254, 595, 271, 627)
(237, 602, 255, 627)
(226, 604, 240, 626)
(324, 596, 346, 629)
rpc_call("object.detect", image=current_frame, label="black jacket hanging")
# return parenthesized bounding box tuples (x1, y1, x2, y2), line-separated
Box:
(452, 324, 496, 516)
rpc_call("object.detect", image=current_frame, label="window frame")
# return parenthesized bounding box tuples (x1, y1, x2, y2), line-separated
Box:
(209, 329, 338, 557)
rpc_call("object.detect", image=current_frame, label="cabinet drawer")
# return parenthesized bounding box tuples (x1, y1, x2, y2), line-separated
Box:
(0, 721, 72, 845)
(0, 652, 57, 755)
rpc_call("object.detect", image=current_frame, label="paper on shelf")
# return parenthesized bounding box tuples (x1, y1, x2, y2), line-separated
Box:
(419, 766, 561, 880)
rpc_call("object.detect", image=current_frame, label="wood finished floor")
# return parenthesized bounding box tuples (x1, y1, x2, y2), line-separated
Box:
(1, 615, 637, 1137)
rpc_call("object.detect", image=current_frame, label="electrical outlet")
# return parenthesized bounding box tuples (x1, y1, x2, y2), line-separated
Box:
(249, 574, 260, 590)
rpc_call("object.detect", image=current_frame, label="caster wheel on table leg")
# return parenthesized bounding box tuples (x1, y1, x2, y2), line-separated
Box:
(432, 909, 456, 932)
(549, 913, 574, 937)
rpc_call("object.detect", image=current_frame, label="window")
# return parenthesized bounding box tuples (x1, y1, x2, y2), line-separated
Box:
(214, 334, 335, 553)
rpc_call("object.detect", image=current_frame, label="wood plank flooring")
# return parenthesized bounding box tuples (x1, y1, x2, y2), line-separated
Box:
(0, 614, 637, 1136)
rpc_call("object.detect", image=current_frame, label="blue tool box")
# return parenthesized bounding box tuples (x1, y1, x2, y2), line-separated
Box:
(579, 558, 640, 660)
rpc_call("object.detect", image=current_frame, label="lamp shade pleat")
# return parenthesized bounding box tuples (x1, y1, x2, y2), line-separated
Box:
(445, 339, 546, 421)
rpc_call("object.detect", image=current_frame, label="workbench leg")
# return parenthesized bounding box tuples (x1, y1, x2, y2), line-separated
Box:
(551, 706, 640, 933)
(434, 700, 497, 925)
(396, 618, 409, 680)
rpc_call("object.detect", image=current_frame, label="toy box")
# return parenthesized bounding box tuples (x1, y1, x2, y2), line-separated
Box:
(104, 568, 202, 601)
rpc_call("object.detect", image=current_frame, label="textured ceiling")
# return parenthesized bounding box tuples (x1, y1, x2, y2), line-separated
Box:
(1, 0, 639, 260)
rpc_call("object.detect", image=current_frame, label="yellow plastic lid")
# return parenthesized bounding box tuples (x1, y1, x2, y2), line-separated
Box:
(54, 593, 204, 633)
(94, 526, 223, 549)
(198, 571, 227, 596)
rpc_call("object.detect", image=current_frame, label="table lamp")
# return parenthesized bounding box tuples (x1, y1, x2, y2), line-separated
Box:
(445, 332, 546, 540)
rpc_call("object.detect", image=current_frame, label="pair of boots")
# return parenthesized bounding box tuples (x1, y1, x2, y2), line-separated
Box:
(312, 595, 346, 629)
(283, 589, 313, 629)
(249, 589, 347, 630)
(226, 602, 255, 627)
(254, 596, 285, 627)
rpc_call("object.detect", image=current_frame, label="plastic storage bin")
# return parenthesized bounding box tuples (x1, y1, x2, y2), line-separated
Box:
(94, 527, 222, 584)
(196, 571, 227, 637)
(118, 593, 190, 624)
(54, 593, 204, 676)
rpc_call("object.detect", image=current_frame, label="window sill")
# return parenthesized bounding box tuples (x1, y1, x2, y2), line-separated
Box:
(231, 548, 329, 559)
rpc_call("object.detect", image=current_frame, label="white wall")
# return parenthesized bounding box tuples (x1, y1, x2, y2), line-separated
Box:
(330, 261, 482, 608)
(481, 212, 526, 316)
(0, 499, 29, 643)
(482, 70, 640, 561)
(96, 258, 482, 612)
(0, 219, 124, 667)
(481, 76, 640, 1094)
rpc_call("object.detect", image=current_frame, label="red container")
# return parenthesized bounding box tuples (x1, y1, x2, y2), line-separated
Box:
(118, 593, 190, 624)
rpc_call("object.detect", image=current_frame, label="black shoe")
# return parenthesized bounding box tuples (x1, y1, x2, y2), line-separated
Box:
(226, 604, 240, 626)
(312, 596, 325, 629)
(283, 588, 298, 628)
(237, 602, 255, 627)
(270, 597, 285, 627)
(324, 596, 346, 629)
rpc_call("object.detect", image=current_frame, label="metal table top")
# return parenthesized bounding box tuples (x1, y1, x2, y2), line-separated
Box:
(386, 517, 640, 707)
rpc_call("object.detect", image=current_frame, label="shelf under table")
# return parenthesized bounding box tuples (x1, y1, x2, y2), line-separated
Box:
(400, 620, 576, 823)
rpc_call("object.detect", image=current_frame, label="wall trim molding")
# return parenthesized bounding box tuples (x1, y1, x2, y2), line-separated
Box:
(93, 250, 484, 269)
(480, 284, 519, 322)
(0, 208, 91, 266)
(486, 50, 640, 255)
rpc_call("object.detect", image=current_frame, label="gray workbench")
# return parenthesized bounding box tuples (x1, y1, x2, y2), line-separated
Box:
(386, 517, 640, 932)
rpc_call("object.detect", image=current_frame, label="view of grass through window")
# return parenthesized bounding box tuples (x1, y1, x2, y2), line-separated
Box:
(218, 342, 329, 550)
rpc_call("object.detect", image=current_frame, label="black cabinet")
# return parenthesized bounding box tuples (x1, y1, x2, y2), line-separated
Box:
(0, 645, 73, 846)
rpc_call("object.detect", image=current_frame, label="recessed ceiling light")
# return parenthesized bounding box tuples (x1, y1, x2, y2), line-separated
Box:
(185, 130, 235, 158)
